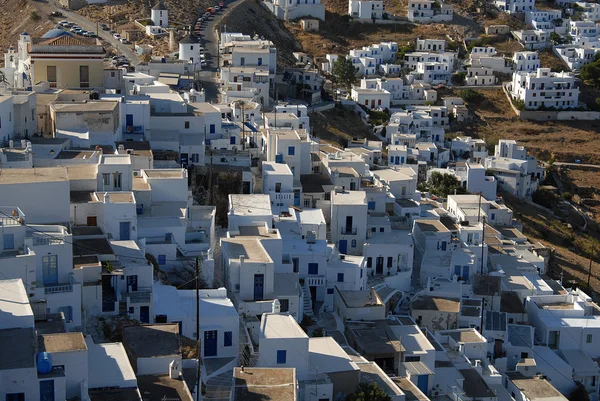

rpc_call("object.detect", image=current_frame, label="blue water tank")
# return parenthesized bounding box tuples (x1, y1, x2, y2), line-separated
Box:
(37, 352, 53, 374)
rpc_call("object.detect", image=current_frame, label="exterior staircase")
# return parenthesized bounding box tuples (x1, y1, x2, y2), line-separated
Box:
(203, 370, 233, 401)
(301, 283, 316, 321)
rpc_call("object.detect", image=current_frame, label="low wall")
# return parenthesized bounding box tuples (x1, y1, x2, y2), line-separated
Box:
(309, 101, 335, 112)
(502, 82, 600, 121)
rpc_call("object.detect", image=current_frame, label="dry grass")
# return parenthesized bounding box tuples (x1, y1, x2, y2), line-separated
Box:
(502, 192, 600, 293)
(492, 38, 523, 55)
(0, 0, 57, 64)
(539, 48, 568, 72)
(451, 88, 600, 164)
(310, 105, 375, 147)
(285, 16, 448, 59)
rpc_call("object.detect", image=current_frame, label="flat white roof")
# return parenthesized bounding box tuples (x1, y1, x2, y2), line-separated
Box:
(260, 313, 308, 340)
(390, 324, 434, 353)
(101, 154, 131, 165)
(86, 336, 137, 389)
(331, 190, 366, 205)
(153, 283, 238, 321)
(297, 208, 326, 226)
(308, 337, 359, 374)
(0, 279, 34, 328)
(229, 194, 272, 216)
(263, 161, 292, 175)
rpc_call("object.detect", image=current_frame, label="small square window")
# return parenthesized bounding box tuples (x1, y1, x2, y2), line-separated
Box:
(587, 334, 593, 344)
(158, 255, 166, 265)
(185, 121, 190, 129)
(327, 288, 334, 294)
(351, 239, 356, 247)
(337, 273, 344, 282)
(129, 307, 134, 314)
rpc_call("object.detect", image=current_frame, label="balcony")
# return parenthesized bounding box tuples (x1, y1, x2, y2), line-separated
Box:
(306, 276, 326, 287)
(32, 235, 65, 246)
(44, 274, 77, 295)
(0, 207, 25, 226)
(341, 227, 358, 235)
(123, 125, 144, 135)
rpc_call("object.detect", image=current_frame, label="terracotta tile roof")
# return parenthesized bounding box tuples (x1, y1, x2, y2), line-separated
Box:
(33, 35, 97, 46)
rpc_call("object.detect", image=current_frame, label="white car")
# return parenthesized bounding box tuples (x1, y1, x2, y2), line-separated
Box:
(113, 33, 121, 39)
(119, 38, 129, 44)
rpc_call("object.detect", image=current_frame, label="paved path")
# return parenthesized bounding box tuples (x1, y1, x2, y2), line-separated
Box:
(199, 0, 248, 102)
(45, 0, 139, 64)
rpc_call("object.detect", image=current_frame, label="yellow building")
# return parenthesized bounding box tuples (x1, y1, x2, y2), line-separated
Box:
(29, 30, 105, 89)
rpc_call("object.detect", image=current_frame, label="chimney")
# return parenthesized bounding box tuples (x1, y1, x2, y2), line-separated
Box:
(169, 359, 182, 379)
(272, 299, 281, 314)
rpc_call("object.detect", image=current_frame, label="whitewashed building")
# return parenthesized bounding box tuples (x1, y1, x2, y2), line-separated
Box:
(407, 0, 453, 23)
(510, 68, 579, 110)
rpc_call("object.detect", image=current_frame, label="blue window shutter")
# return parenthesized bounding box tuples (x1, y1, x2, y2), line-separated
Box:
(308, 263, 318, 275)
(224, 331, 233, 347)
(288, 146, 295, 155)
(158, 255, 166, 265)
(277, 350, 287, 364)
(337, 273, 344, 282)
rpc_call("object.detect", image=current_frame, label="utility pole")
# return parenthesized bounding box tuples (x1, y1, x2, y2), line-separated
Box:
(481, 215, 486, 275)
(588, 246, 594, 288)
(208, 149, 214, 205)
(195, 257, 201, 401)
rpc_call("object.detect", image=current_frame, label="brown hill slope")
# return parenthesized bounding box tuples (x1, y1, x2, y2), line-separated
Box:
(0, 0, 57, 64)
(218, 0, 301, 67)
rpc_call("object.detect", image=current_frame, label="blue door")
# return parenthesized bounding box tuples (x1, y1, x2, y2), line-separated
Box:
(119, 222, 130, 240)
(254, 274, 264, 301)
(462, 266, 470, 281)
(3, 233, 14, 250)
(339, 240, 347, 254)
(440, 241, 447, 251)
(40, 380, 55, 401)
(368, 201, 376, 210)
(417, 375, 428, 394)
(294, 191, 300, 207)
(125, 114, 134, 128)
(204, 330, 217, 357)
(140, 306, 149, 323)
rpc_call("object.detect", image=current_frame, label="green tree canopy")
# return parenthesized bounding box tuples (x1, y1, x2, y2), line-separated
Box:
(345, 383, 392, 401)
(333, 55, 359, 89)
(580, 53, 600, 89)
(422, 172, 467, 198)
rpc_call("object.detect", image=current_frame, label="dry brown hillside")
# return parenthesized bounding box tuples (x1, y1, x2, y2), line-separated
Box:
(0, 0, 57, 64)
(78, 0, 212, 27)
(218, 0, 301, 67)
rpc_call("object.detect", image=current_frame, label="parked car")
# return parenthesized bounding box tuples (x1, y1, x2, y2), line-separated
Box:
(119, 38, 129, 44)
(49, 11, 63, 17)
(58, 20, 69, 26)
(201, 61, 207, 67)
(101, 24, 109, 30)
(113, 33, 121, 39)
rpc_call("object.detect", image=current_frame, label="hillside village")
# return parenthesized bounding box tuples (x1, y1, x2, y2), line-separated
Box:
(1, 0, 600, 401)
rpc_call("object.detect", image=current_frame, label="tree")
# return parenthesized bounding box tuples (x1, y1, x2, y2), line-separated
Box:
(423, 172, 467, 198)
(333, 55, 358, 89)
(345, 383, 392, 401)
(580, 54, 600, 89)
(568, 383, 590, 401)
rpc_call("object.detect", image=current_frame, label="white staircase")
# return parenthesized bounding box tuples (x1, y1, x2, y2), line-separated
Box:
(203, 370, 233, 401)
(301, 283, 316, 321)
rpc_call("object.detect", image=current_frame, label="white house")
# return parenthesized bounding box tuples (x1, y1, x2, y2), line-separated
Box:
(576, 2, 600, 22)
(513, 51, 541, 73)
(349, 0, 385, 20)
(512, 30, 550, 50)
(495, 0, 535, 14)
(510, 68, 579, 110)
(330, 189, 368, 255)
(351, 87, 391, 110)
(407, 0, 453, 23)
(465, 67, 496, 86)
(262, 0, 326, 21)
(262, 161, 296, 211)
(153, 284, 240, 361)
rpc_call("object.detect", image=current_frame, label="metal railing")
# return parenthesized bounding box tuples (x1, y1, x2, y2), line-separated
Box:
(341, 227, 358, 235)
